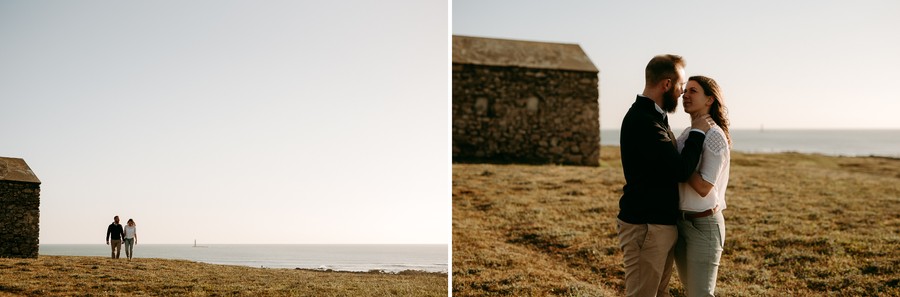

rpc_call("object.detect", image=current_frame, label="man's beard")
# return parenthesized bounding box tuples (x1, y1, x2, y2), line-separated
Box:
(662, 86, 679, 113)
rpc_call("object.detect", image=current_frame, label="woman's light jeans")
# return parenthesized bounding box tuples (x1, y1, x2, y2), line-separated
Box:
(675, 211, 725, 297)
(123, 238, 135, 259)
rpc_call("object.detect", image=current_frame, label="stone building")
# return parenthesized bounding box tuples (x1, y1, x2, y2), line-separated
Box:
(0, 157, 41, 258)
(452, 35, 600, 166)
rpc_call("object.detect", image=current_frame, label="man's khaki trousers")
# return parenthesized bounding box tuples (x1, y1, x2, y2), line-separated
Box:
(617, 219, 678, 297)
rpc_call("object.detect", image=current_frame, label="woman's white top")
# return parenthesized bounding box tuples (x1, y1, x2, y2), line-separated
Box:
(676, 125, 731, 212)
(124, 225, 137, 239)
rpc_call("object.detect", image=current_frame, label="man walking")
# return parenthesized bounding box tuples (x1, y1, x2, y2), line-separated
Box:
(106, 216, 124, 259)
(617, 54, 713, 296)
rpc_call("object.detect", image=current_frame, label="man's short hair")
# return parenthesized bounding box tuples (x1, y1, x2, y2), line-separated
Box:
(645, 54, 685, 86)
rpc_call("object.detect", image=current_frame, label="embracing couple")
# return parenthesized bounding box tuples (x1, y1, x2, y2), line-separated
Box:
(617, 54, 732, 297)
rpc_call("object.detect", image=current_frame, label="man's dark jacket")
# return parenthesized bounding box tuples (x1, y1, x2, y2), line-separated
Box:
(107, 223, 124, 241)
(618, 96, 706, 225)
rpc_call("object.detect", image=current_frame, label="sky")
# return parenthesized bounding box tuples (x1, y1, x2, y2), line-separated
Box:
(0, 1, 449, 244)
(453, 0, 900, 131)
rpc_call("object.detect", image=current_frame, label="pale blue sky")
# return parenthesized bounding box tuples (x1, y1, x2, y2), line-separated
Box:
(453, 0, 900, 130)
(1, 1, 448, 244)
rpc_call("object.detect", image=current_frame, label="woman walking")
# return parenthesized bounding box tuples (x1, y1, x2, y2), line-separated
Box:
(124, 219, 138, 260)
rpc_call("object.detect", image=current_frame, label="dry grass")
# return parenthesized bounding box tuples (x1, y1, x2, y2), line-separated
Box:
(452, 146, 900, 296)
(0, 255, 447, 296)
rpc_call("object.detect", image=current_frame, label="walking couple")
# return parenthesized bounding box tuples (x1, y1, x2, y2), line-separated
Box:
(106, 215, 139, 259)
(617, 54, 732, 296)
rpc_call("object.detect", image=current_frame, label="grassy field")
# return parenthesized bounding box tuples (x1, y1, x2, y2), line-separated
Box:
(0, 255, 447, 296)
(452, 146, 900, 296)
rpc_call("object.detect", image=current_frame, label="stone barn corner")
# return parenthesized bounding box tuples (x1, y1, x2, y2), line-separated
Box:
(0, 157, 41, 258)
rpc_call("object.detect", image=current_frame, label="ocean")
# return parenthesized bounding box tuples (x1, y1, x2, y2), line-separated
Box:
(40, 244, 448, 273)
(601, 129, 900, 158)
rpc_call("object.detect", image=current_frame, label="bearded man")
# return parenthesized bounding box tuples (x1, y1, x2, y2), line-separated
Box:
(616, 54, 714, 296)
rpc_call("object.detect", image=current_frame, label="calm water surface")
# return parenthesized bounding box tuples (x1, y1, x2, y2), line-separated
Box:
(602, 129, 900, 158)
(40, 244, 448, 273)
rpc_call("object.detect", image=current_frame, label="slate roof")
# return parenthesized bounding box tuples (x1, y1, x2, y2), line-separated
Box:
(0, 157, 41, 184)
(452, 35, 598, 73)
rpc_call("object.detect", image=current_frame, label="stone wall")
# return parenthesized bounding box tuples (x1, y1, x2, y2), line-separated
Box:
(452, 64, 600, 165)
(0, 181, 40, 258)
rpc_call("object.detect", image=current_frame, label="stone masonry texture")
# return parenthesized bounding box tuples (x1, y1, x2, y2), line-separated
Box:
(453, 64, 600, 166)
(0, 181, 40, 258)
